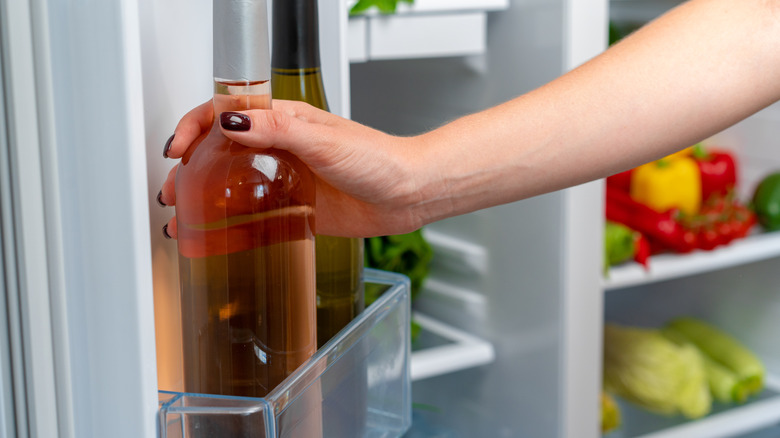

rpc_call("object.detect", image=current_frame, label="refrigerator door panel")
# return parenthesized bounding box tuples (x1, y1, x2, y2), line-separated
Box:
(0, 24, 23, 437)
(2, 0, 159, 436)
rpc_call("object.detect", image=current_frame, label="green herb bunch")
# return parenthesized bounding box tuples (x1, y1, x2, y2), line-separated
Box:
(350, 0, 414, 16)
(364, 229, 433, 305)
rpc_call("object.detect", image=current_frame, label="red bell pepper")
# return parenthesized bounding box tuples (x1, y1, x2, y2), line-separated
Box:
(691, 144, 737, 202)
(606, 169, 633, 193)
(606, 186, 697, 253)
(633, 233, 651, 269)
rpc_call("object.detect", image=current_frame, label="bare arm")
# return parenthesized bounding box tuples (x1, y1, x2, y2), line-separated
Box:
(412, 0, 780, 224)
(161, 0, 780, 238)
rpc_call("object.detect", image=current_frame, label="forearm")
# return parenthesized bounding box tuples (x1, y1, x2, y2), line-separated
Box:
(410, 0, 780, 224)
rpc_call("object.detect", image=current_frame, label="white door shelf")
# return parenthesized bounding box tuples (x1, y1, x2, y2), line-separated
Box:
(347, 0, 509, 62)
(607, 376, 780, 438)
(409, 312, 495, 382)
(604, 231, 780, 291)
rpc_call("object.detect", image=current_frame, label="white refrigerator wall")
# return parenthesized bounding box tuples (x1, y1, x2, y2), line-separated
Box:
(139, 0, 213, 393)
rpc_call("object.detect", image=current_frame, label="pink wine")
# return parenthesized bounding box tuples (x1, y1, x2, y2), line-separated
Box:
(175, 3, 316, 399)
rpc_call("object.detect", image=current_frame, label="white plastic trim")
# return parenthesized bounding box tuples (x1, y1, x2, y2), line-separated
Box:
(410, 312, 495, 382)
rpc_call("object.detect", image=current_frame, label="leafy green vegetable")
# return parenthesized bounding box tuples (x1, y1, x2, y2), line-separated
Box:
(365, 229, 432, 343)
(365, 229, 433, 302)
(350, 0, 414, 16)
(603, 323, 711, 419)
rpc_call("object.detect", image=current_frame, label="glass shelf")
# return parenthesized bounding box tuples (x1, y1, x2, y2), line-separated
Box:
(158, 269, 412, 438)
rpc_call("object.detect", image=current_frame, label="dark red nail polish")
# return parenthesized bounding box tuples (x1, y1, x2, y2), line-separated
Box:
(163, 134, 175, 158)
(220, 112, 251, 131)
(156, 190, 166, 207)
(162, 224, 172, 239)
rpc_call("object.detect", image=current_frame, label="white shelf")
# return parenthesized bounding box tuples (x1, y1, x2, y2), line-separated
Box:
(604, 231, 780, 291)
(607, 376, 780, 438)
(422, 229, 489, 277)
(348, 0, 509, 15)
(409, 311, 495, 382)
(347, 0, 509, 62)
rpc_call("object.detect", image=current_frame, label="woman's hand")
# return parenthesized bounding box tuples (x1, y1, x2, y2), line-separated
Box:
(159, 99, 431, 238)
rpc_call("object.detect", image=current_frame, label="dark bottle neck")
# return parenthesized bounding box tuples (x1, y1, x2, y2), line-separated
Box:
(272, 0, 321, 70)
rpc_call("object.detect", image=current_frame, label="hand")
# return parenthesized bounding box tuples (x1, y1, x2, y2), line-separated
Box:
(159, 99, 429, 238)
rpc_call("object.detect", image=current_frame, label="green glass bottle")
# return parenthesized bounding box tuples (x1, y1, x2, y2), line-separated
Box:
(271, 0, 364, 349)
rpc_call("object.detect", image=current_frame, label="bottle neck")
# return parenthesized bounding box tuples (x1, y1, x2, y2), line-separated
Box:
(272, 0, 321, 70)
(213, 0, 271, 84)
(213, 80, 272, 114)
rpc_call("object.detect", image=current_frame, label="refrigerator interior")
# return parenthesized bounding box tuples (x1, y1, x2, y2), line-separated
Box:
(350, 1, 780, 438)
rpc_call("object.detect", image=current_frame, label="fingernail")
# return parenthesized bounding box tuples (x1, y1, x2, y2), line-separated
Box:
(163, 134, 175, 158)
(156, 190, 166, 207)
(220, 112, 251, 131)
(162, 224, 172, 239)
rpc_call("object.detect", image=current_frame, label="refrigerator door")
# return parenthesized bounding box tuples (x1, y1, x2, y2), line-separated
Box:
(0, 25, 22, 437)
(1, 0, 158, 436)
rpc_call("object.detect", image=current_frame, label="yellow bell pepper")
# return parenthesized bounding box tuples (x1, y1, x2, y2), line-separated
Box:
(663, 146, 694, 161)
(630, 157, 702, 215)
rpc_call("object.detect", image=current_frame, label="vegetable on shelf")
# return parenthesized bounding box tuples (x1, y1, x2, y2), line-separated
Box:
(604, 222, 636, 268)
(349, 0, 414, 15)
(606, 169, 633, 193)
(601, 392, 621, 434)
(690, 143, 738, 202)
(752, 172, 780, 232)
(365, 229, 433, 343)
(604, 221, 649, 270)
(701, 353, 748, 404)
(630, 154, 702, 216)
(365, 229, 433, 303)
(605, 145, 755, 260)
(603, 318, 767, 427)
(603, 323, 711, 419)
(663, 317, 765, 400)
(606, 186, 696, 254)
(677, 191, 756, 251)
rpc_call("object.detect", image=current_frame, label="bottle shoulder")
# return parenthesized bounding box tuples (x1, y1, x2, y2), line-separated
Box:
(175, 130, 314, 219)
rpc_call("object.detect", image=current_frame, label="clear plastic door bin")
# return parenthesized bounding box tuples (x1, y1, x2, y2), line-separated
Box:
(158, 269, 412, 438)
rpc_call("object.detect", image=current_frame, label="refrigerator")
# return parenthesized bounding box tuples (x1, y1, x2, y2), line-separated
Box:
(2, 0, 780, 437)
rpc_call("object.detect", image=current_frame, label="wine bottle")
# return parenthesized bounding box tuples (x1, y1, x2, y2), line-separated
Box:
(175, 0, 317, 399)
(271, 0, 365, 349)
(271, 2, 366, 437)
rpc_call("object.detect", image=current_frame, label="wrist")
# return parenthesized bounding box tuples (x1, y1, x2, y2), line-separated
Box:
(401, 133, 457, 228)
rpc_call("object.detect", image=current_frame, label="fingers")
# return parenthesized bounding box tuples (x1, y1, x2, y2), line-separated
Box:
(217, 102, 343, 167)
(162, 217, 178, 240)
(164, 100, 214, 159)
(159, 165, 178, 206)
(272, 99, 342, 126)
(158, 165, 178, 240)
